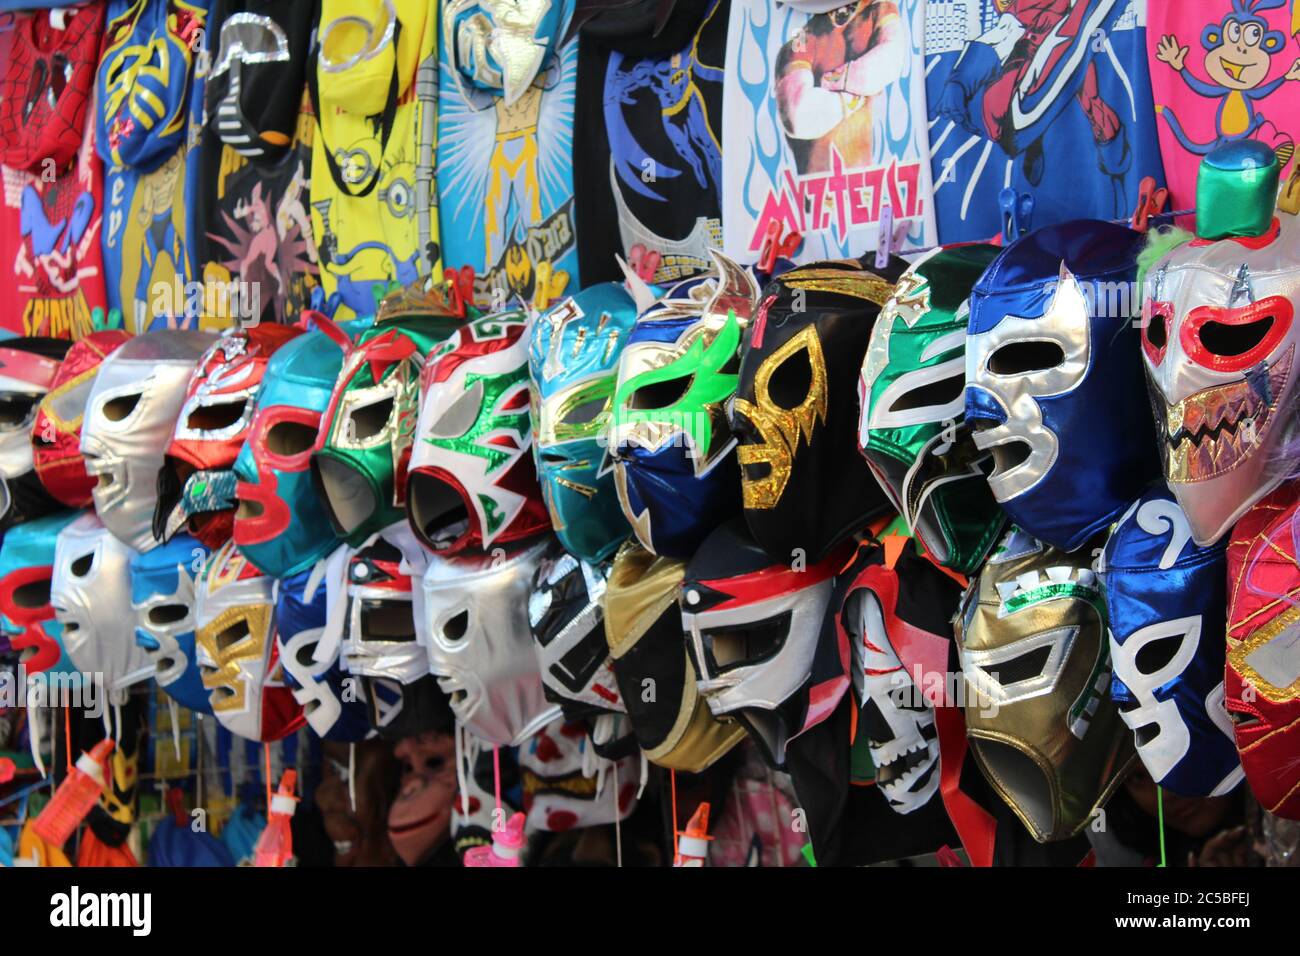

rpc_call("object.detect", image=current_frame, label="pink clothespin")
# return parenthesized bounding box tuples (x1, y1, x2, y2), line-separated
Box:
(758, 221, 801, 273)
(627, 245, 661, 283)
(447, 266, 476, 318)
(463, 811, 527, 867)
(1130, 175, 1169, 233)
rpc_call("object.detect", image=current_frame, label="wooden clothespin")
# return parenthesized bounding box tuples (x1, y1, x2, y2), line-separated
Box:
(999, 187, 1034, 244)
(757, 220, 801, 274)
(1130, 175, 1170, 232)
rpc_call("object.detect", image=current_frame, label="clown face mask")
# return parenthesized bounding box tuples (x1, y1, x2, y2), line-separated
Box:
(529, 283, 639, 563)
(528, 538, 624, 719)
(407, 311, 550, 555)
(840, 538, 963, 815)
(130, 533, 211, 715)
(0, 510, 80, 678)
(1225, 483, 1300, 819)
(609, 252, 760, 558)
(957, 527, 1134, 842)
(517, 717, 639, 834)
(0, 338, 69, 529)
(314, 315, 463, 548)
(342, 523, 430, 687)
(157, 325, 301, 549)
(1103, 486, 1243, 797)
(33, 331, 132, 510)
(195, 539, 305, 742)
(860, 246, 1006, 574)
(1141, 144, 1300, 546)
(966, 221, 1158, 553)
(605, 539, 744, 772)
(277, 564, 370, 742)
(81, 330, 217, 553)
(680, 517, 852, 768)
(234, 324, 355, 579)
(421, 537, 560, 747)
(53, 512, 153, 699)
(731, 257, 903, 564)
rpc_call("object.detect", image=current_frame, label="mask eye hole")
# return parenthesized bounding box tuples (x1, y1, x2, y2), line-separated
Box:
(348, 397, 394, 441)
(442, 610, 469, 642)
(148, 604, 188, 626)
(989, 643, 1053, 686)
(429, 379, 483, 439)
(988, 341, 1065, 375)
(103, 392, 142, 422)
(236, 497, 263, 519)
(629, 374, 692, 412)
(0, 393, 39, 430)
(70, 553, 94, 578)
(767, 349, 812, 410)
(266, 419, 318, 455)
(890, 372, 965, 412)
(560, 396, 608, 427)
(215, 618, 250, 652)
(360, 600, 415, 641)
(702, 612, 791, 673)
(1144, 311, 1168, 351)
(12, 579, 50, 609)
(296, 641, 319, 667)
(188, 398, 248, 432)
(1199, 315, 1274, 357)
(1134, 632, 1184, 675)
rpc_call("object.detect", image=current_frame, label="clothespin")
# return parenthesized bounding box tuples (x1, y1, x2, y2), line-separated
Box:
(0, 757, 14, 784)
(1130, 175, 1169, 232)
(165, 786, 188, 826)
(999, 188, 1034, 243)
(627, 245, 661, 283)
(1280, 162, 1300, 215)
(875, 203, 910, 269)
(532, 260, 554, 312)
(446, 265, 476, 318)
(758, 221, 801, 274)
(936, 845, 966, 867)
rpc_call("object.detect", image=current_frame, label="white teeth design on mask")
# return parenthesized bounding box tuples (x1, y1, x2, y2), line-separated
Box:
(996, 580, 1018, 602)
(1046, 565, 1072, 584)
(1015, 571, 1040, 592)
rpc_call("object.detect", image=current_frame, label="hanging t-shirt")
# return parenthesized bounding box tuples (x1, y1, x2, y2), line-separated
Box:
(195, 0, 319, 326)
(722, 0, 937, 264)
(438, 0, 578, 310)
(98, 0, 212, 333)
(309, 0, 440, 322)
(1147, 0, 1300, 213)
(575, 0, 727, 286)
(925, 0, 1166, 242)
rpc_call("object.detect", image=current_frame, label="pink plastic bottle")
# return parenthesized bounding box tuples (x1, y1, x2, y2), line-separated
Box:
(253, 770, 299, 868)
(32, 739, 114, 847)
(674, 802, 712, 867)
(464, 811, 526, 867)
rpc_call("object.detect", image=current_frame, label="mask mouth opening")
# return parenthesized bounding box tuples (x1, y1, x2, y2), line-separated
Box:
(407, 470, 471, 550)
(312, 455, 378, 536)
(972, 737, 1055, 838)
(19, 646, 38, 664)
(989, 440, 1032, 478)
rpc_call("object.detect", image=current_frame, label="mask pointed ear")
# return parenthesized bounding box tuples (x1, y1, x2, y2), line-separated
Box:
(309, 312, 356, 357)
(617, 255, 659, 315)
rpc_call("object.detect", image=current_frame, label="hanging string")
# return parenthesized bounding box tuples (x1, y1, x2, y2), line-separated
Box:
(1156, 785, 1167, 868)
(348, 742, 356, 814)
(263, 743, 272, 815)
(612, 758, 622, 869)
(670, 768, 679, 861)
(492, 745, 502, 830)
(63, 704, 71, 769)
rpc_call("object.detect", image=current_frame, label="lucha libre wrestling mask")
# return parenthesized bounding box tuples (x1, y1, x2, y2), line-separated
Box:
(609, 252, 760, 559)
(1141, 143, 1300, 546)
(81, 330, 217, 553)
(157, 325, 301, 549)
(1103, 486, 1243, 797)
(957, 527, 1134, 842)
(421, 538, 560, 747)
(859, 246, 1006, 574)
(443, 0, 565, 105)
(277, 563, 370, 742)
(966, 220, 1158, 552)
(53, 512, 153, 698)
(732, 256, 903, 564)
(33, 331, 132, 509)
(342, 523, 430, 686)
(0, 510, 80, 678)
(528, 538, 624, 719)
(1225, 484, 1300, 819)
(195, 539, 305, 741)
(517, 717, 639, 834)
(0, 338, 69, 530)
(234, 323, 355, 578)
(604, 539, 744, 772)
(130, 533, 212, 715)
(839, 538, 963, 815)
(680, 518, 852, 768)
(407, 311, 550, 555)
(529, 283, 639, 563)
(314, 316, 462, 548)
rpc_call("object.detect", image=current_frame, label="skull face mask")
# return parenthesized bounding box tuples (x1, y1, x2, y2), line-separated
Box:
(609, 252, 760, 558)
(957, 527, 1134, 842)
(680, 518, 852, 768)
(731, 257, 903, 564)
(0, 510, 80, 677)
(965, 221, 1158, 552)
(156, 325, 301, 550)
(528, 538, 624, 719)
(529, 283, 639, 563)
(1102, 486, 1243, 797)
(1225, 483, 1300, 819)
(81, 330, 217, 553)
(342, 523, 430, 687)
(0, 338, 70, 530)
(53, 512, 153, 698)
(604, 539, 744, 772)
(313, 315, 463, 548)
(1141, 143, 1300, 546)
(421, 537, 560, 747)
(195, 539, 305, 742)
(234, 323, 356, 579)
(277, 564, 370, 742)
(407, 311, 550, 555)
(860, 246, 1006, 574)
(33, 331, 132, 510)
(840, 538, 963, 815)
(130, 533, 211, 715)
